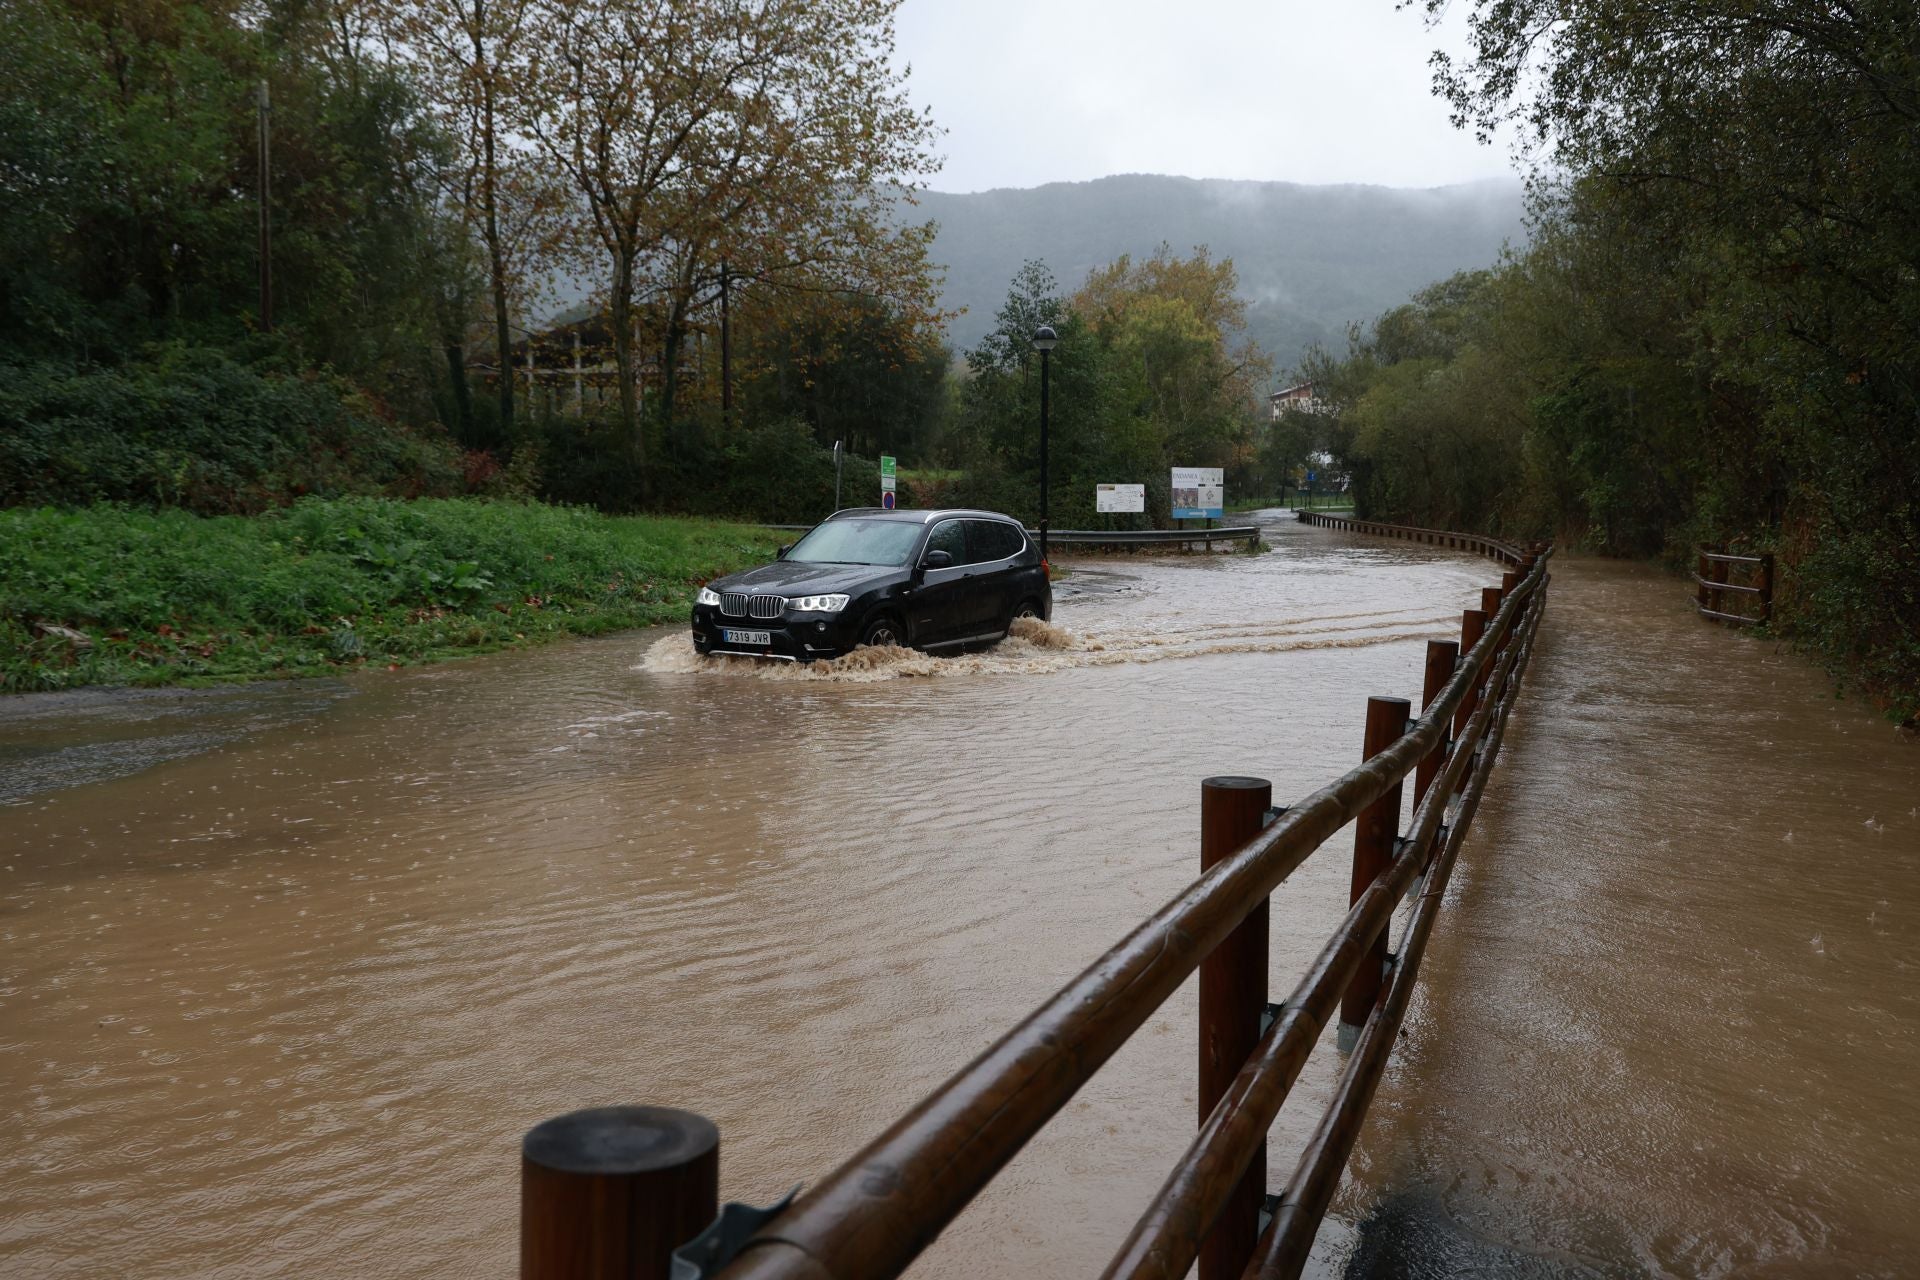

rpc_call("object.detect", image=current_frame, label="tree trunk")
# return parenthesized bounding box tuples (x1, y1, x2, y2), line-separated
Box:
(609, 255, 644, 466)
(443, 338, 475, 443)
(475, 3, 513, 440)
(659, 309, 688, 444)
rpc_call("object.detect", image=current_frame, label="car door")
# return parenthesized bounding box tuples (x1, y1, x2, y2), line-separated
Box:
(907, 518, 970, 645)
(965, 519, 1022, 630)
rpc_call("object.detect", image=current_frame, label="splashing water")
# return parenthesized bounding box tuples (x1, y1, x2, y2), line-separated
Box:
(637, 608, 1456, 683)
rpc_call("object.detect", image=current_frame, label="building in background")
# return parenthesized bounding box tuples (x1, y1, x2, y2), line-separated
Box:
(1269, 380, 1325, 418)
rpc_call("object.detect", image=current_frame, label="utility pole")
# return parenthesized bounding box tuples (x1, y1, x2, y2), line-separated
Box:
(256, 80, 272, 332)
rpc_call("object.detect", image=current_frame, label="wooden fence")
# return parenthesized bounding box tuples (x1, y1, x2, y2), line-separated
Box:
(1693, 548, 1774, 626)
(519, 522, 1553, 1280)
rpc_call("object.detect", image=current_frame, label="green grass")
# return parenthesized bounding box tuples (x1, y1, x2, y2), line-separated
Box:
(1, 498, 785, 692)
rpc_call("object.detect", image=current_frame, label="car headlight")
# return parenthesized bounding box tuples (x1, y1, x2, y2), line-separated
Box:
(696, 586, 721, 606)
(787, 594, 849, 613)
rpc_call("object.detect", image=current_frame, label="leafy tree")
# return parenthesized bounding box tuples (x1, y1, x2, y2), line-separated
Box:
(1339, 0, 1920, 713)
(375, 0, 562, 442)
(951, 251, 1268, 527)
(513, 0, 940, 474)
(733, 294, 951, 461)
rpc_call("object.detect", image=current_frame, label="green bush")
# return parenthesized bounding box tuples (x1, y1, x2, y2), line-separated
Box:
(537, 414, 883, 523)
(0, 350, 467, 514)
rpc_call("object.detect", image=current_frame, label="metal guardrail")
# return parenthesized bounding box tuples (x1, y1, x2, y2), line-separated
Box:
(1040, 526, 1260, 548)
(762, 522, 1261, 549)
(1694, 548, 1773, 625)
(1297, 511, 1532, 566)
(518, 530, 1554, 1280)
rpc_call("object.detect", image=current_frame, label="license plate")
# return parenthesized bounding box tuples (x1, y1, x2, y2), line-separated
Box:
(721, 629, 771, 645)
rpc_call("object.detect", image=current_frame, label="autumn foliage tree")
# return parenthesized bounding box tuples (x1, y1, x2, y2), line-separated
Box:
(376, 0, 562, 443)
(512, 0, 940, 474)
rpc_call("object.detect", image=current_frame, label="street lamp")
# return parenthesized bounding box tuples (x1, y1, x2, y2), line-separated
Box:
(1031, 325, 1058, 563)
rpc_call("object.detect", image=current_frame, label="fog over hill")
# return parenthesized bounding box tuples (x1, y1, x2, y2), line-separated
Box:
(917, 174, 1526, 368)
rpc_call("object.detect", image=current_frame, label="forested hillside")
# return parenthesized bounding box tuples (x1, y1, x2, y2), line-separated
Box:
(915, 175, 1524, 364)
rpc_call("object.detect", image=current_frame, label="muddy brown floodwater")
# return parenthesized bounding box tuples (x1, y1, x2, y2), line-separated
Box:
(1, 515, 1913, 1278)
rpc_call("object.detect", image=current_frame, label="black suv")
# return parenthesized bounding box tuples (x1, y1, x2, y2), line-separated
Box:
(691, 508, 1052, 661)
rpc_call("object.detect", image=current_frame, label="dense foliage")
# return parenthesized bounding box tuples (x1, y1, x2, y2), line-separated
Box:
(928, 251, 1271, 527)
(0, 350, 470, 511)
(1314, 2, 1920, 718)
(0, 0, 942, 518)
(0, 498, 782, 690)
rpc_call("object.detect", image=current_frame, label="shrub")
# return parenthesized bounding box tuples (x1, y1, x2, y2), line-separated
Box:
(0, 350, 466, 514)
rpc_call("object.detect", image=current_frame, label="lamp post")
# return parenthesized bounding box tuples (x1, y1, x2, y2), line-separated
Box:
(1031, 325, 1058, 563)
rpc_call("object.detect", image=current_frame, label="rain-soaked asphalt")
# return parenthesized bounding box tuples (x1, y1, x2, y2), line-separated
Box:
(1, 513, 1914, 1278)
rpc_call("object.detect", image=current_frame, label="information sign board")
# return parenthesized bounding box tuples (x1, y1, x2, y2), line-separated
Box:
(1096, 483, 1145, 513)
(1170, 467, 1224, 520)
(880, 455, 897, 509)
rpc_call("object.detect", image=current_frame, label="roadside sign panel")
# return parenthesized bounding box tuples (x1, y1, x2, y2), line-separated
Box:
(880, 454, 897, 509)
(1097, 483, 1145, 513)
(1171, 467, 1223, 519)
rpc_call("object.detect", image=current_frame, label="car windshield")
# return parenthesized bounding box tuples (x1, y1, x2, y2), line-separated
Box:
(784, 518, 924, 566)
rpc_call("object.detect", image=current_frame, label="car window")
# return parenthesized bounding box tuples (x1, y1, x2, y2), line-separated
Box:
(785, 518, 924, 566)
(967, 519, 1023, 563)
(925, 519, 967, 563)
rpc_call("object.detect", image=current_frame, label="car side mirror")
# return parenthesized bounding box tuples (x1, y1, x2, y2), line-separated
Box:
(777, 544, 791, 559)
(922, 549, 953, 570)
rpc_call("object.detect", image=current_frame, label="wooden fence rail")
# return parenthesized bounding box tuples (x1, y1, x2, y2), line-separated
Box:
(1693, 547, 1773, 626)
(520, 520, 1552, 1280)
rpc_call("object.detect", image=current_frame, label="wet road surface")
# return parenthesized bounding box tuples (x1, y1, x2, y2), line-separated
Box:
(1328, 555, 1920, 1278)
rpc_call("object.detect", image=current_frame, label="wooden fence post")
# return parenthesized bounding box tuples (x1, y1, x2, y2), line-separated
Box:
(1759, 553, 1775, 623)
(1340, 699, 1409, 1050)
(1413, 641, 1458, 813)
(1198, 776, 1273, 1280)
(521, 1106, 719, 1280)
(1454, 608, 1487, 762)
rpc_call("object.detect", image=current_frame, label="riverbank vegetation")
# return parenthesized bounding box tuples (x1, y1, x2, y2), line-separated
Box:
(1302, 4, 1919, 721)
(0, 499, 782, 691)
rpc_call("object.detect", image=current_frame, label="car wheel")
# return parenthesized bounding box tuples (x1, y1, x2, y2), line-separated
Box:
(858, 614, 905, 649)
(1012, 598, 1044, 621)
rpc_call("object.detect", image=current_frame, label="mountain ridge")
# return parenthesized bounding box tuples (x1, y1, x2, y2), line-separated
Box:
(913, 172, 1526, 367)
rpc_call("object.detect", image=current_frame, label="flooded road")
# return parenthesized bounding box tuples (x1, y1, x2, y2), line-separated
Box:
(1334, 556, 1920, 1278)
(0, 513, 1486, 1278)
(2, 520, 1912, 1278)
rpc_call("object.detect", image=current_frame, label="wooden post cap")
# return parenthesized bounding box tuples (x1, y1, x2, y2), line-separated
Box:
(523, 1106, 718, 1176)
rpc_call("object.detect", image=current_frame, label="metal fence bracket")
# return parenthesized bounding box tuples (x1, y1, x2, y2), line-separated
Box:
(1260, 1000, 1286, 1037)
(671, 1186, 801, 1280)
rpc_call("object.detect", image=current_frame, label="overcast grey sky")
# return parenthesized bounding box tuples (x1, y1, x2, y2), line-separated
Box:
(892, 0, 1515, 193)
